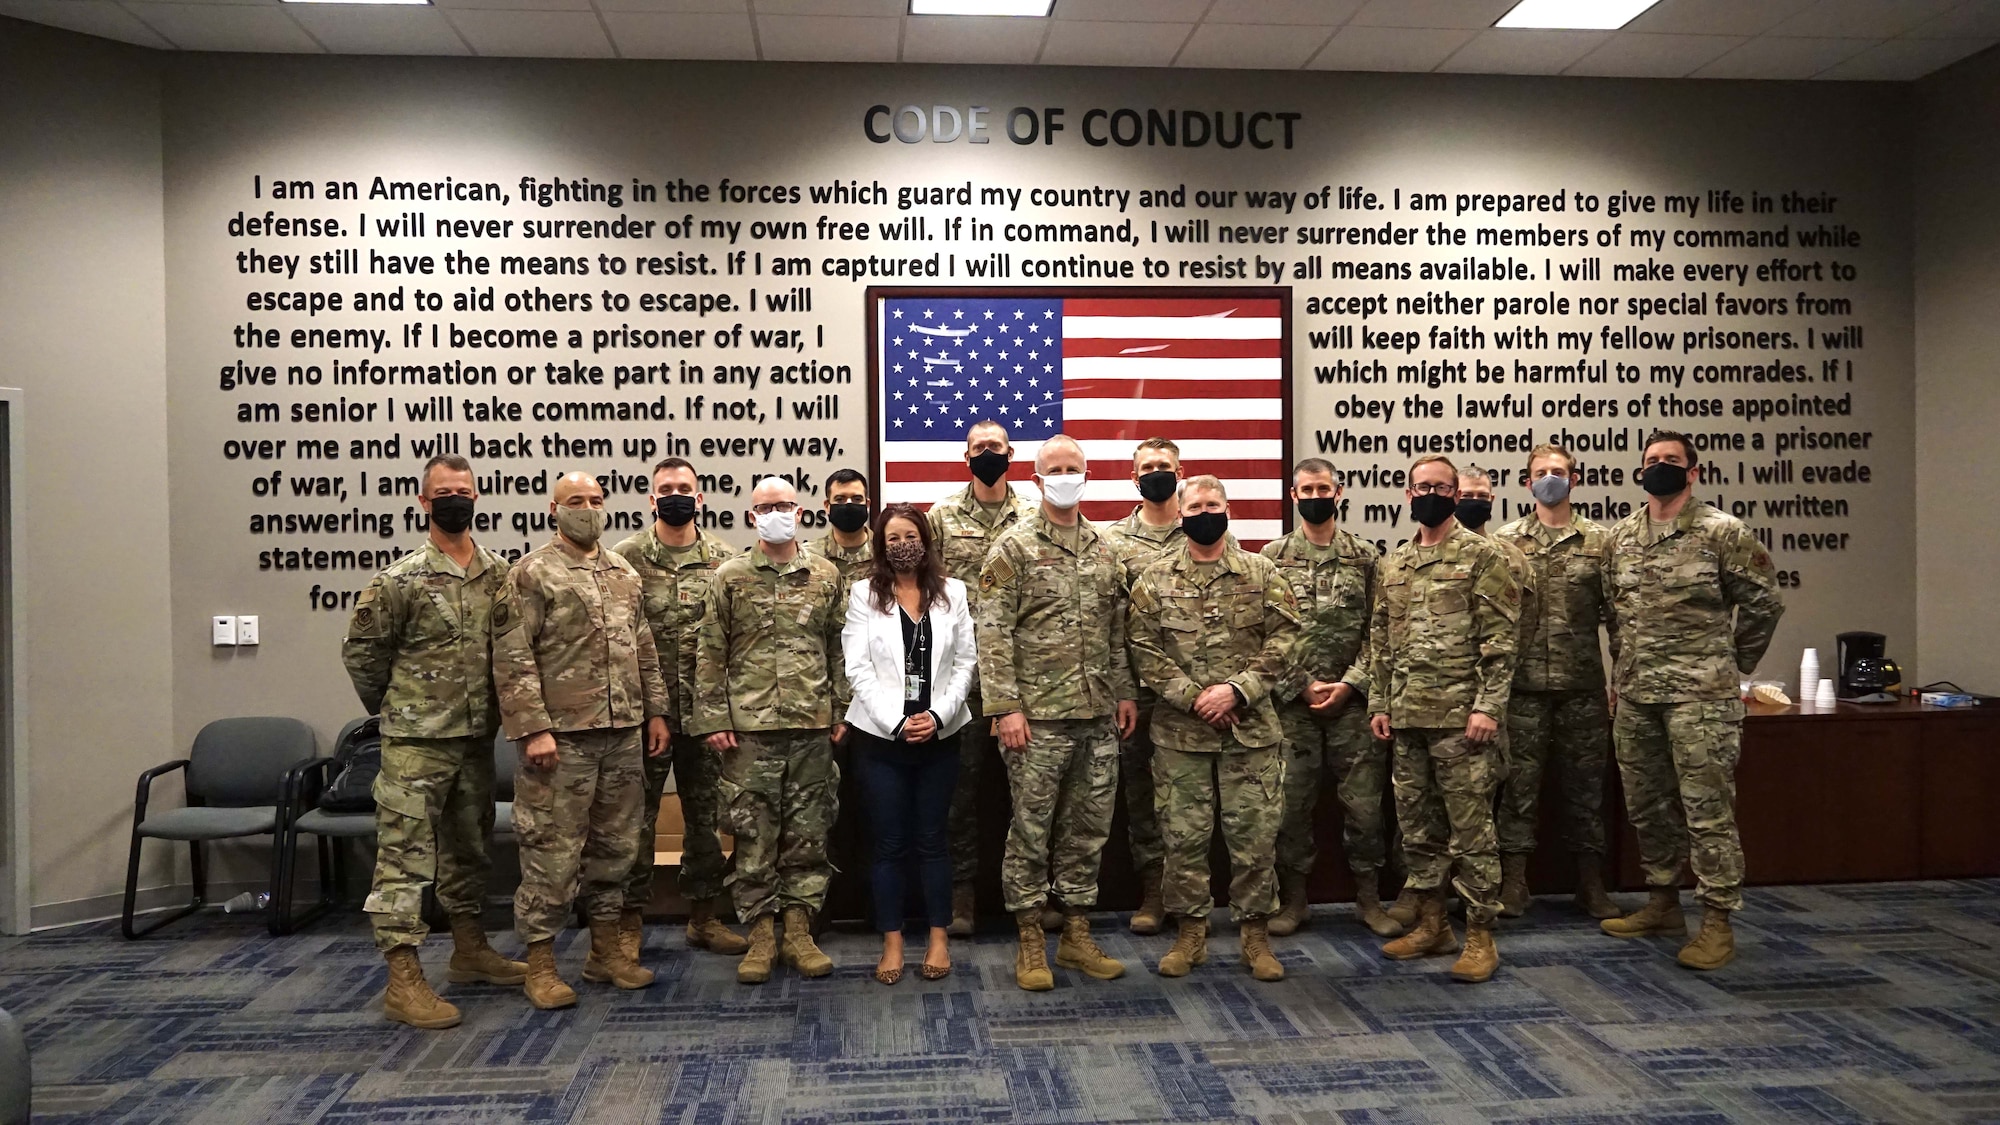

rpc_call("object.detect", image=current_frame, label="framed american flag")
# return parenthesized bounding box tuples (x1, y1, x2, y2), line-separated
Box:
(865, 287, 1294, 549)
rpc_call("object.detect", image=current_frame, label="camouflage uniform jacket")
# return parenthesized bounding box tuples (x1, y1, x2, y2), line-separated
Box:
(1127, 543, 1302, 753)
(1487, 532, 1542, 678)
(343, 540, 511, 739)
(1259, 527, 1377, 702)
(1493, 513, 1612, 692)
(1367, 525, 1522, 729)
(1102, 507, 1185, 588)
(1604, 501, 1784, 704)
(927, 483, 1031, 608)
(492, 536, 669, 740)
(976, 510, 1134, 720)
(803, 532, 873, 590)
(689, 547, 849, 735)
(610, 526, 737, 731)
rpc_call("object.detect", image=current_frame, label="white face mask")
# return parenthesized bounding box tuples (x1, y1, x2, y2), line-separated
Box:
(1038, 472, 1088, 510)
(754, 508, 798, 544)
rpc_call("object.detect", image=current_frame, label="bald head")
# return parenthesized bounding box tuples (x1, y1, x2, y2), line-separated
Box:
(1035, 434, 1086, 475)
(553, 471, 604, 508)
(750, 475, 797, 507)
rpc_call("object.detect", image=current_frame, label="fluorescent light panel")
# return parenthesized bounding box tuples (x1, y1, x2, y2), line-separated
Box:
(1495, 0, 1661, 30)
(910, 0, 1054, 15)
(281, 0, 430, 6)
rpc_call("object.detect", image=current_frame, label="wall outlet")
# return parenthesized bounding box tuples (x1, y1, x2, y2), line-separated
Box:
(212, 616, 237, 646)
(236, 615, 260, 645)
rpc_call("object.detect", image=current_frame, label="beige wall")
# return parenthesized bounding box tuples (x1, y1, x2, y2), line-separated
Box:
(0, 19, 178, 926)
(1914, 47, 2000, 692)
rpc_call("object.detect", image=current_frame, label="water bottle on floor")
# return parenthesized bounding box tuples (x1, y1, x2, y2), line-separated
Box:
(221, 891, 270, 913)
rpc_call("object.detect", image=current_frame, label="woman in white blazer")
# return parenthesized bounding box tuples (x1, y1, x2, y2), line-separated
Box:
(842, 502, 978, 985)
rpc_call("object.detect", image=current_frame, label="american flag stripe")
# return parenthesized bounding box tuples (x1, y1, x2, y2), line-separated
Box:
(1068, 377, 1282, 400)
(1061, 337, 1281, 359)
(1062, 316, 1281, 340)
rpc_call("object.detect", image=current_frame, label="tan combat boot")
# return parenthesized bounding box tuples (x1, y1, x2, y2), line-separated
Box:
(1128, 868, 1165, 936)
(1266, 870, 1309, 937)
(1353, 873, 1404, 938)
(1384, 885, 1420, 930)
(582, 917, 655, 989)
(686, 898, 750, 955)
(780, 905, 834, 978)
(1677, 906, 1736, 970)
(1055, 911, 1125, 980)
(948, 883, 976, 938)
(1451, 920, 1499, 983)
(1381, 892, 1460, 960)
(1240, 920, 1284, 982)
(1498, 854, 1531, 918)
(1601, 886, 1685, 938)
(737, 915, 778, 984)
(447, 915, 528, 985)
(1156, 916, 1208, 977)
(383, 946, 462, 1029)
(522, 940, 577, 1010)
(583, 908, 644, 981)
(1014, 907, 1055, 991)
(1573, 856, 1620, 920)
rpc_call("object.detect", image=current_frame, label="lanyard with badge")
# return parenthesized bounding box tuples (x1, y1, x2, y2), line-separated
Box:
(905, 611, 931, 702)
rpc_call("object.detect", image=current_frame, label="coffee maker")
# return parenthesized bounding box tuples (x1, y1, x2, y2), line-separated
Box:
(1837, 631, 1903, 700)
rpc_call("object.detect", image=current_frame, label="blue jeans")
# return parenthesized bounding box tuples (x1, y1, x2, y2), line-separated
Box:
(853, 731, 961, 934)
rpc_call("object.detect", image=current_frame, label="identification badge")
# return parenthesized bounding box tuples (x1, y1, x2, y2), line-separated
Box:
(905, 674, 923, 702)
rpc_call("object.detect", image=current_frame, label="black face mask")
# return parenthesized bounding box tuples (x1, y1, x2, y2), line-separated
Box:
(1296, 497, 1337, 525)
(429, 494, 475, 534)
(1182, 511, 1229, 546)
(1455, 498, 1493, 528)
(656, 494, 697, 527)
(1640, 462, 1690, 497)
(1137, 470, 1179, 504)
(1410, 493, 1456, 528)
(828, 503, 870, 534)
(968, 449, 1010, 487)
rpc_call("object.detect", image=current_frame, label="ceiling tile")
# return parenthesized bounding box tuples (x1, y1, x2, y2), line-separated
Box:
(604, 10, 753, 56)
(1054, 0, 1208, 21)
(0, 0, 172, 46)
(433, 0, 590, 14)
(1564, 31, 1745, 77)
(903, 13, 1044, 62)
(1039, 18, 1190, 65)
(1174, 21, 1335, 68)
(121, 3, 319, 49)
(1307, 24, 1475, 70)
(1690, 35, 1871, 78)
(287, 4, 469, 53)
(754, 0, 900, 15)
(1204, 0, 1363, 26)
(1766, 0, 1961, 39)
(445, 8, 611, 54)
(1907, 0, 2000, 39)
(1625, 0, 1814, 37)
(755, 12, 897, 60)
(1814, 34, 1994, 79)
(1348, 0, 1516, 30)
(595, 0, 744, 10)
(1436, 27, 1607, 73)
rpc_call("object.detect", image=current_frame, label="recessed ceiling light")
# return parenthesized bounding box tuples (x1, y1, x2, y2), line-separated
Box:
(1495, 0, 1661, 30)
(909, 0, 1054, 15)
(281, 0, 430, 6)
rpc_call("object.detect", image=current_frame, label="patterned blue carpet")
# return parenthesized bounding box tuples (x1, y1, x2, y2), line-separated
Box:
(6, 880, 2000, 1123)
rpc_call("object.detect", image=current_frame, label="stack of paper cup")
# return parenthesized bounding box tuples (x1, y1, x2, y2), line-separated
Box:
(1800, 649, 1820, 701)
(1817, 678, 1837, 708)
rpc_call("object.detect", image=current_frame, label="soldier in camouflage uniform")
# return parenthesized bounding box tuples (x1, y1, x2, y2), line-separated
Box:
(493, 471, 671, 1010)
(927, 420, 1032, 934)
(1099, 437, 1184, 935)
(1259, 458, 1400, 939)
(690, 475, 850, 985)
(1127, 476, 1301, 984)
(1601, 431, 1784, 971)
(1490, 445, 1619, 920)
(344, 454, 526, 1030)
(1368, 455, 1521, 984)
(805, 468, 875, 586)
(977, 435, 1136, 991)
(608, 457, 747, 962)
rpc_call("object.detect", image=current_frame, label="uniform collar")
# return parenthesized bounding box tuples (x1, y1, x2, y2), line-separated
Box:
(751, 546, 810, 576)
(1174, 540, 1246, 582)
(550, 535, 616, 570)
(421, 539, 485, 580)
(1032, 508, 1098, 554)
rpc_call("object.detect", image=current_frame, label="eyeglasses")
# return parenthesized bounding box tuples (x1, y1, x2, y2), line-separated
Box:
(1410, 483, 1456, 496)
(752, 501, 798, 515)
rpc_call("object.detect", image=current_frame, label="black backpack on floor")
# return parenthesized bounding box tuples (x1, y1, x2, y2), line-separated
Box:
(319, 716, 382, 814)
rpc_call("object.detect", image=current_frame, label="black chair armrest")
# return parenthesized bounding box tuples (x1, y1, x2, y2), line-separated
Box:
(133, 759, 190, 827)
(278, 756, 339, 833)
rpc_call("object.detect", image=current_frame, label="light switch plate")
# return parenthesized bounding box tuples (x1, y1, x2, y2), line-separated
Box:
(236, 616, 260, 646)
(212, 616, 237, 646)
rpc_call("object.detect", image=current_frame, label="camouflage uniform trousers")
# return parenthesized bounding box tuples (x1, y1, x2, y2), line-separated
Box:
(366, 735, 497, 953)
(1497, 689, 1610, 858)
(718, 729, 839, 921)
(1276, 701, 1392, 880)
(947, 690, 998, 885)
(1119, 707, 1163, 881)
(623, 732, 730, 911)
(999, 717, 1119, 913)
(1391, 728, 1503, 925)
(513, 727, 645, 944)
(1613, 699, 1744, 911)
(1154, 742, 1285, 920)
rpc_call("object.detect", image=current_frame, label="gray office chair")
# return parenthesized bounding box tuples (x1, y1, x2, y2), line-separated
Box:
(0, 1005, 26, 1125)
(271, 716, 379, 936)
(122, 717, 315, 938)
